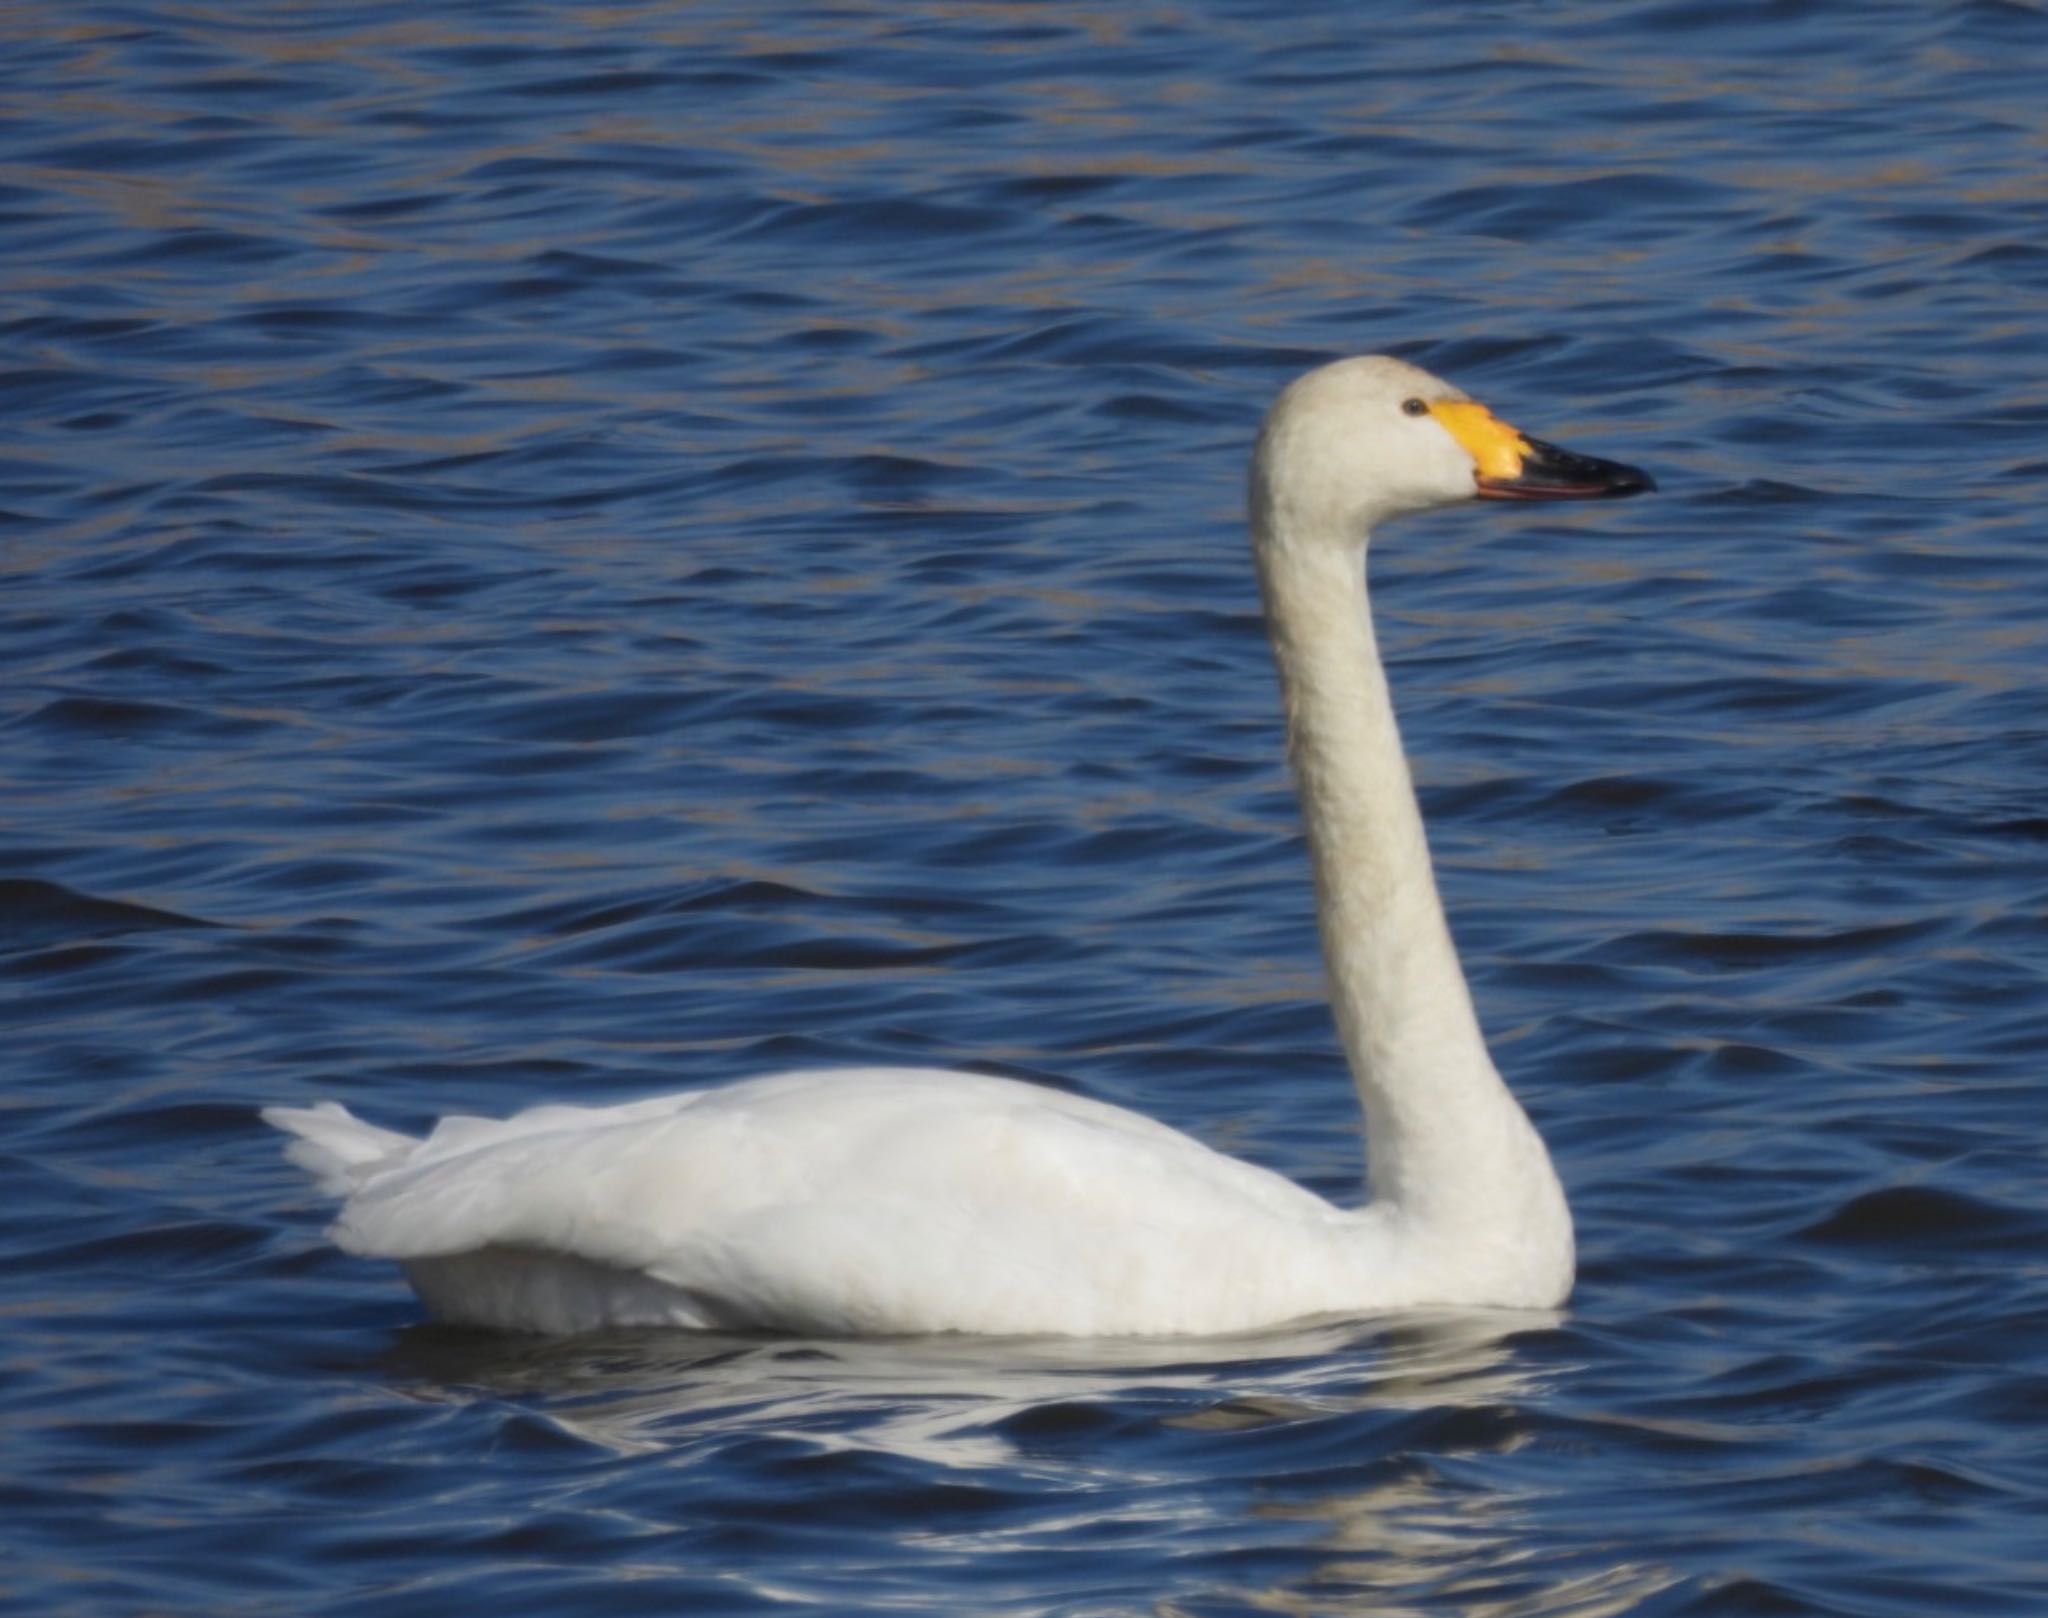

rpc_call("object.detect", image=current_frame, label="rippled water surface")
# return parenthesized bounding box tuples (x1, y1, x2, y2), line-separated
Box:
(6, 3, 2048, 1614)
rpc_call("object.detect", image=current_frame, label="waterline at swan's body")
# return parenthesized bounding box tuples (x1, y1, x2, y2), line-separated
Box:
(266, 355, 1653, 1337)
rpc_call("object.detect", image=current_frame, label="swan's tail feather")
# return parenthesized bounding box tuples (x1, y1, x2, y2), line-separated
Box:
(263, 1101, 416, 1198)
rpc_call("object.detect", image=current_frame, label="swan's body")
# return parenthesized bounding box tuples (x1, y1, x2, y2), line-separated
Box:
(267, 356, 1652, 1337)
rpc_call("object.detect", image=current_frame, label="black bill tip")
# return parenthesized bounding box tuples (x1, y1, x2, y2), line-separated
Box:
(1476, 436, 1656, 502)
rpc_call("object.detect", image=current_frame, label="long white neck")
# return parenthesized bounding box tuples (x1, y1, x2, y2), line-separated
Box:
(1253, 513, 1569, 1256)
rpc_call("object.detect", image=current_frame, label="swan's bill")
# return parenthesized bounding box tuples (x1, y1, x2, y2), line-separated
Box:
(1427, 398, 1655, 501)
(1475, 434, 1656, 501)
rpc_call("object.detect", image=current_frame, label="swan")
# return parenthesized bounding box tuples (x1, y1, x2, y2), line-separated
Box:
(266, 355, 1653, 1337)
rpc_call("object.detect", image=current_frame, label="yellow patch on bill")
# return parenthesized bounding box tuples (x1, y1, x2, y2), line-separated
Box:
(1428, 401, 1529, 480)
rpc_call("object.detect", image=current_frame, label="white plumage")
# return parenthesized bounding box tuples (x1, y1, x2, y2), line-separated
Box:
(268, 356, 1653, 1337)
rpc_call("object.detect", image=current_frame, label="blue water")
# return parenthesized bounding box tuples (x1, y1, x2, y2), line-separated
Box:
(5, 2, 2047, 1613)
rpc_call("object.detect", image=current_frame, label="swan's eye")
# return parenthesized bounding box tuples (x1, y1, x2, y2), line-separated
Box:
(1401, 398, 1428, 417)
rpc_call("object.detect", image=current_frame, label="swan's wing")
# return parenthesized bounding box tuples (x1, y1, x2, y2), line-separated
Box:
(662, 1097, 1359, 1335)
(319, 1068, 1356, 1334)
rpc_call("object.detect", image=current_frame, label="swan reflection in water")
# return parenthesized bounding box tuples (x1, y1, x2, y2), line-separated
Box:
(381, 1312, 1678, 1616)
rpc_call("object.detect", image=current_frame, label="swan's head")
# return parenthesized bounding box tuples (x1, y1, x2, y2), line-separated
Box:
(1250, 355, 1654, 544)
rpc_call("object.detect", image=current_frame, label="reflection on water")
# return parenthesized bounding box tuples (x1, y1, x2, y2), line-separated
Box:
(384, 1314, 1495, 1462)
(1252, 1471, 1679, 1618)
(381, 1312, 1690, 1618)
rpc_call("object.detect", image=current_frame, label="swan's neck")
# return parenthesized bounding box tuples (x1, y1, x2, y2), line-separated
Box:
(1254, 518, 1568, 1251)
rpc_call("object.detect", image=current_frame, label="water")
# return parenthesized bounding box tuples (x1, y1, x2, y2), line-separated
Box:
(4, 2, 2046, 1613)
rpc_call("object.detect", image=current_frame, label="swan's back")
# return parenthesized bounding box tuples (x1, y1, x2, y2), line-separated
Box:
(271, 1068, 1390, 1336)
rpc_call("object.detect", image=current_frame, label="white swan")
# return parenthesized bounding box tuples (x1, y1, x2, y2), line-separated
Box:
(267, 356, 1653, 1338)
